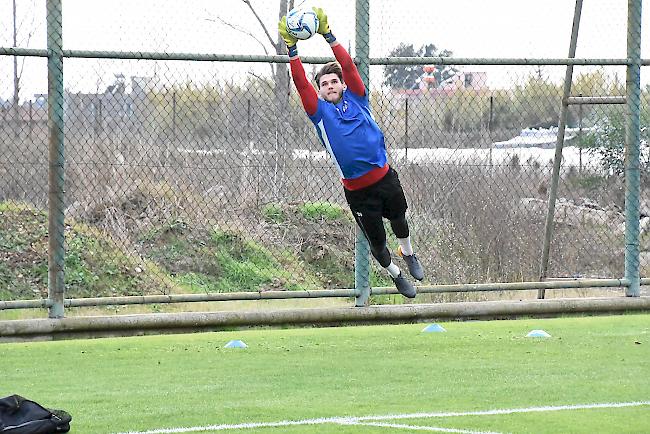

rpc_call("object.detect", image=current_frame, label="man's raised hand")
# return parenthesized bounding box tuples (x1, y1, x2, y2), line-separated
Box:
(312, 7, 330, 35)
(278, 16, 298, 48)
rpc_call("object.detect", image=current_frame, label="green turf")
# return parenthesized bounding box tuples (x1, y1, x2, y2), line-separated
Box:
(1, 314, 649, 433)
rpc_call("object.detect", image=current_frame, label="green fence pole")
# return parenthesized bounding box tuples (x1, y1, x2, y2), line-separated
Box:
(538, 0, 583, 299)
(46, 0, 65, 318)
(625, 0, 642, 297)
(354, 0, 371, 307)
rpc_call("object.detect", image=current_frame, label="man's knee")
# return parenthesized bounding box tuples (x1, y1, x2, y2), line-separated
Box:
(390, 215, 409, 239)
(370, 244, 391, 268)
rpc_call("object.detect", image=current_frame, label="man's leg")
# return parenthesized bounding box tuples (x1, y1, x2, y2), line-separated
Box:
(390, 215, 424, 280)
(380, 169, 425, 281)
(351, 210, 416, 298)
(351, 210, 391, 267)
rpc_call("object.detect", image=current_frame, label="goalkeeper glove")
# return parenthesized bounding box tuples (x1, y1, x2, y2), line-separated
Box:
(278, 16, 298, 56)
(312, 7, 336, 43)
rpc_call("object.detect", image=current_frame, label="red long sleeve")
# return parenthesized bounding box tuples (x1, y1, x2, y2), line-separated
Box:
(289, 57, 318, 116)
(331, 44, 366, 97)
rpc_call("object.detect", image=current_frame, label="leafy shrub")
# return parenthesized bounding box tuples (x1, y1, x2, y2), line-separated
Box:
(262, 203, 286, 224)
(580, 106, 650, 177)
(299, 202, 346, 221)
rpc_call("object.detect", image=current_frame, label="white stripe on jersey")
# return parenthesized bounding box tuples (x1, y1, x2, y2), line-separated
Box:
(316, 119, 344, 178)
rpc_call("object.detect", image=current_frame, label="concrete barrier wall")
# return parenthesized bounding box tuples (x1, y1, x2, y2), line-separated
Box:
(1, 296, 649, 342)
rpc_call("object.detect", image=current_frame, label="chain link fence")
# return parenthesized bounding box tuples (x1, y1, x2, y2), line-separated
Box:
(0, 1, 648, 311)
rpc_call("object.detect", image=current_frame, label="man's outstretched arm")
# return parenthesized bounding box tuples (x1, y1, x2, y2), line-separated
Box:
(331, 43, 365, 97)
(313, 7, 366, 97)
(289, 56, 318, 116)
(279, 16, 318, 116)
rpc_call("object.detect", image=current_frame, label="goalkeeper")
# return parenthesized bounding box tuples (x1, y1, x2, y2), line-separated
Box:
(279, 7, 424, 298)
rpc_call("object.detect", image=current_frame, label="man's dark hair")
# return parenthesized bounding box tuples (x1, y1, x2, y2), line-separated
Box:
(315, 62, 343, 88)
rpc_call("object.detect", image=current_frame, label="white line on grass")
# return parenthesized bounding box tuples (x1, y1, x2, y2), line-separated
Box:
(117, 400, 650, 434)
(347, 421, 501, 433)
(117, 418, 354, 434)
(351, 400, 650, 422)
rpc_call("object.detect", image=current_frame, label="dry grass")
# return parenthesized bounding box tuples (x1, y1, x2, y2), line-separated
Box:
(0, 127, 631, 293)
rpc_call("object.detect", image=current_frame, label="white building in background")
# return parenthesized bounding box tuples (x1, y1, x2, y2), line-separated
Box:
(421, 66, 489, 91)
(392, 66, 490, 99)
(493, 127, 586, 149)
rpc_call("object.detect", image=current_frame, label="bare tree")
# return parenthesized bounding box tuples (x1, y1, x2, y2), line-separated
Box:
(229, 0, 293, 107)
(11, 0, 37, 138)
(204, 0, 294, 118)
(203, 0, 297, 199)
(12, 0, 20, 137)
(236, 0, 295, 199)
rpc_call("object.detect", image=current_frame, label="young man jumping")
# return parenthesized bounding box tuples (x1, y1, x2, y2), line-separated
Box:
(279, 7, 424, 298)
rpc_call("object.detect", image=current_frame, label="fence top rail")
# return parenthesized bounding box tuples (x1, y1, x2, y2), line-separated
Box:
(372, 57, 648, 66)
(0, 278, 631, 310)
(2, 47, 649, 66)
(0, 47, 48, 57)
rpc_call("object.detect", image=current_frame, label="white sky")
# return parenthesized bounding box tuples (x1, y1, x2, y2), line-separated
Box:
(0, 0, 648, 101)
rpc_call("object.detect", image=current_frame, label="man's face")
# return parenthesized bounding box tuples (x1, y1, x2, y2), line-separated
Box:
(318, 73, 345, 104)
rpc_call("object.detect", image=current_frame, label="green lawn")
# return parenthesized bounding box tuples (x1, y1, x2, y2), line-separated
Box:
(1, 314, 649, 433)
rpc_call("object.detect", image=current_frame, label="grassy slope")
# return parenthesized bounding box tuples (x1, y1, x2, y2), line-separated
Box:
(0, 201, 171, 299)
(0, 314, 648, 433)
(1, 200, 388, 301)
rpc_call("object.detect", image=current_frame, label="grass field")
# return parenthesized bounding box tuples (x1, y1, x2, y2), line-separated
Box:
(1, 314, 649, 433)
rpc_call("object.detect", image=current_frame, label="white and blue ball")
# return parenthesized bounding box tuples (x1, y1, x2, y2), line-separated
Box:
(286, 8, 319, 40)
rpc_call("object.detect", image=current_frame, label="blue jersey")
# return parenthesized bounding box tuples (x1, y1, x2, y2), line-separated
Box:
(308, 89, 387, 180)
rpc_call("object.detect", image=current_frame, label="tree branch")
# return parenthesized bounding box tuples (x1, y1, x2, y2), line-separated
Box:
(242, 0, 280, 52)
(247, 71, 275, 93)
(16, 0, 37, 85)
(204, 16, 270, 56)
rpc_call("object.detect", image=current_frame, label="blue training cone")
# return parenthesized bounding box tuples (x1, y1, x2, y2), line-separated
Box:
(526, 329, 551, 338)
(422, 323, 447, 333)
(224, 339, 248, 348)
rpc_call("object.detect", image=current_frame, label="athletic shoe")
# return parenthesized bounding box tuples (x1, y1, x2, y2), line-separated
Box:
(398, 246, 424, 281)
(391, 273, 416, 298)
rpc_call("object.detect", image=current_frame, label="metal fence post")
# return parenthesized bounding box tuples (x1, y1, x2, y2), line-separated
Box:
(624, 0, 642, 297)
(538, 0, 583, 298)
(354, 0, 371, 307)
(46, 0, 65, 318)
(404, 99, 409, 161)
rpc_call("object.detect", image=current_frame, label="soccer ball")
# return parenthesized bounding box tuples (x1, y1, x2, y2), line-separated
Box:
(286, 8, 319, 40)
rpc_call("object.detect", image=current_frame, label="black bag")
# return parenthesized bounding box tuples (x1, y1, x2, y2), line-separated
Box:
(0, 395, 71, 434)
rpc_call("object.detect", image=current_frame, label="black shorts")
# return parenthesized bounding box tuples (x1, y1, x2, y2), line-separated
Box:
(344, 167, 408, 221)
